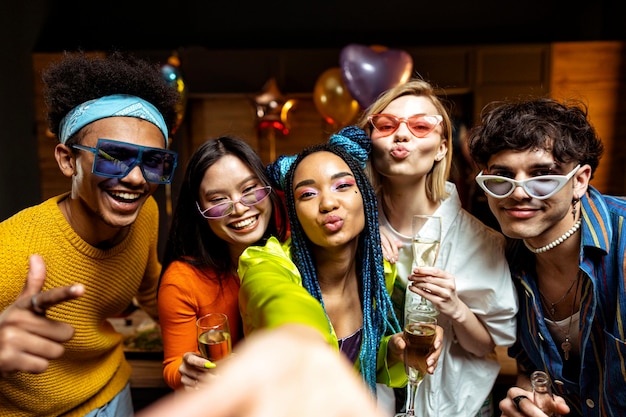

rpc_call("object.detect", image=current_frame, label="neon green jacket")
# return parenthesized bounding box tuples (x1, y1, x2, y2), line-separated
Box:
(238, 236, 407, 388)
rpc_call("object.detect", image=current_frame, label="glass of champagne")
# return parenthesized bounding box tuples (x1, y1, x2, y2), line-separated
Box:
(395, 310, 438, 417)
(196, 312, 232, 362)
(410, 215, 441, 316)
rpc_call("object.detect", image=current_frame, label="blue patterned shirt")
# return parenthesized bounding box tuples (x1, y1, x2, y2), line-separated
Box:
(508, 186, 626, 417)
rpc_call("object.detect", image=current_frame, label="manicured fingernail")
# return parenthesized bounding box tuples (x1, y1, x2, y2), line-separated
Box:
(204, 361, 216, 369)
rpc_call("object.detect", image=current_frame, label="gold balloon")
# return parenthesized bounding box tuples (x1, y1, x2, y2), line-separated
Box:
(313, 67, 360, 127)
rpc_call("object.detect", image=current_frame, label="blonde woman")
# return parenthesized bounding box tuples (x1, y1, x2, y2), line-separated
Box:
(357, 79, 518, 417)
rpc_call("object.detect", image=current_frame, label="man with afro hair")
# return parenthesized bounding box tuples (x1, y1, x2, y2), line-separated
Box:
(0, 51, 179, 416)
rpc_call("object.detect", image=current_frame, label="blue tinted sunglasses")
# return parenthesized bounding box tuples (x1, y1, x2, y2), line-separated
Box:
(72, 139, 178, 184)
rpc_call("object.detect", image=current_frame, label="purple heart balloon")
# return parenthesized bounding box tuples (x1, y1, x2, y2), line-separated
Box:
(340, 44, 414, 109)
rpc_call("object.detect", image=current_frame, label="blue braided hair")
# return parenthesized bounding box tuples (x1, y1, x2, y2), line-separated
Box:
(269, 125, 401, 394)
(267, 125, 370, 190)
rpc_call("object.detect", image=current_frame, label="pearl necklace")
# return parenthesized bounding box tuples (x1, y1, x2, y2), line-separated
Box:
(524, 219, 582, 254)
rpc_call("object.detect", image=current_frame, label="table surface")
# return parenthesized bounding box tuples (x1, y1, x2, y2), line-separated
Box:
(128, 358, 169, 388)
(127, 346, 518, 389)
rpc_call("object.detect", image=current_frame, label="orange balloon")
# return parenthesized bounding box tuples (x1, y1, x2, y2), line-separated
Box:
(369, 44, 388, 52)
(313, 67, 360, 127)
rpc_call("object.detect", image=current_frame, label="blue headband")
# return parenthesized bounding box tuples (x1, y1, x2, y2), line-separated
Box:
(58, 94, 169, 146)
(267, 125, 371, 190)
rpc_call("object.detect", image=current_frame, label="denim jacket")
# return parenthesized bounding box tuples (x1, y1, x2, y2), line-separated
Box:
(509, 186, 626, 416)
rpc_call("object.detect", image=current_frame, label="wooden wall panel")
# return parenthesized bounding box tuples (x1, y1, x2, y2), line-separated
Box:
(185, 94, 335, 166)
(34, 42, 626, 201)
(473, 44, 550, 124)
(404, 46, 473, 91)
(32, 52, 105, 200)
(550, 41, 626, 195)
(476, 45, 549, 85)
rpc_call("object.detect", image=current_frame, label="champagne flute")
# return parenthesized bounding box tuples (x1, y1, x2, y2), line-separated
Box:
(196, 312, 232, 362)
(410, 215, 441, 317)
(395, 310, 438, 417)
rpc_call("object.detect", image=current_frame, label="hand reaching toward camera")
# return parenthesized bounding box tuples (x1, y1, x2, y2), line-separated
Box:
(0, 255, 84, 375)
(138, 324, 388, 417)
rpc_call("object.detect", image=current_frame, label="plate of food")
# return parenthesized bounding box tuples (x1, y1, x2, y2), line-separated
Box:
(108, 308, 163, 359)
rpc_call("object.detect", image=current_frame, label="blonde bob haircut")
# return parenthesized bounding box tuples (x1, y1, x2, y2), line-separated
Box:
(356, 78, 453, 202)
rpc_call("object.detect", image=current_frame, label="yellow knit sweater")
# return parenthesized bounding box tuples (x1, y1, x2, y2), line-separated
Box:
(0, 193, 161, 416)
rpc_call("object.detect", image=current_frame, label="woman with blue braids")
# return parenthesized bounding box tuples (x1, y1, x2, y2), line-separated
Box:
(238, 126, 443, 413)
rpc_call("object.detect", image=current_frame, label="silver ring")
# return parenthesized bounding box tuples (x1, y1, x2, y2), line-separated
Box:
(31, 294, 45, 315)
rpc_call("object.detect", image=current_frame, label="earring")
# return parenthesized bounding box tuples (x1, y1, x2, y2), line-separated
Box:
(571, 196, 580, 220)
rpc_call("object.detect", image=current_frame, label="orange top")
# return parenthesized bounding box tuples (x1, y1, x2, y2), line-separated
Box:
(158, 260, 242, 389)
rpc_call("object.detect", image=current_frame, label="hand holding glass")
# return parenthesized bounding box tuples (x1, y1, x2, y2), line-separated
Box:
(196, 312, 232, 362)
(531, 370, 560, 417)
(411, 215, 441, 315)
(395, 311, 437, 417)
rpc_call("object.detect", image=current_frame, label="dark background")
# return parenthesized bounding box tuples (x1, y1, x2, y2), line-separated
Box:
(29, 0, 626, 51)
(1, 0, 625, 220)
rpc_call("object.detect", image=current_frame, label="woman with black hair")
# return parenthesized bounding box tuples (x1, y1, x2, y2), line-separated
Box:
(158, 136, 288, 390)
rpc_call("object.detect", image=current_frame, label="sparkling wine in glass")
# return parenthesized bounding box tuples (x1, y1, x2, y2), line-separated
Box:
(395, 310, 437, 417)
(410, 215, 441, 317)
(196, 312, 232, 362)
